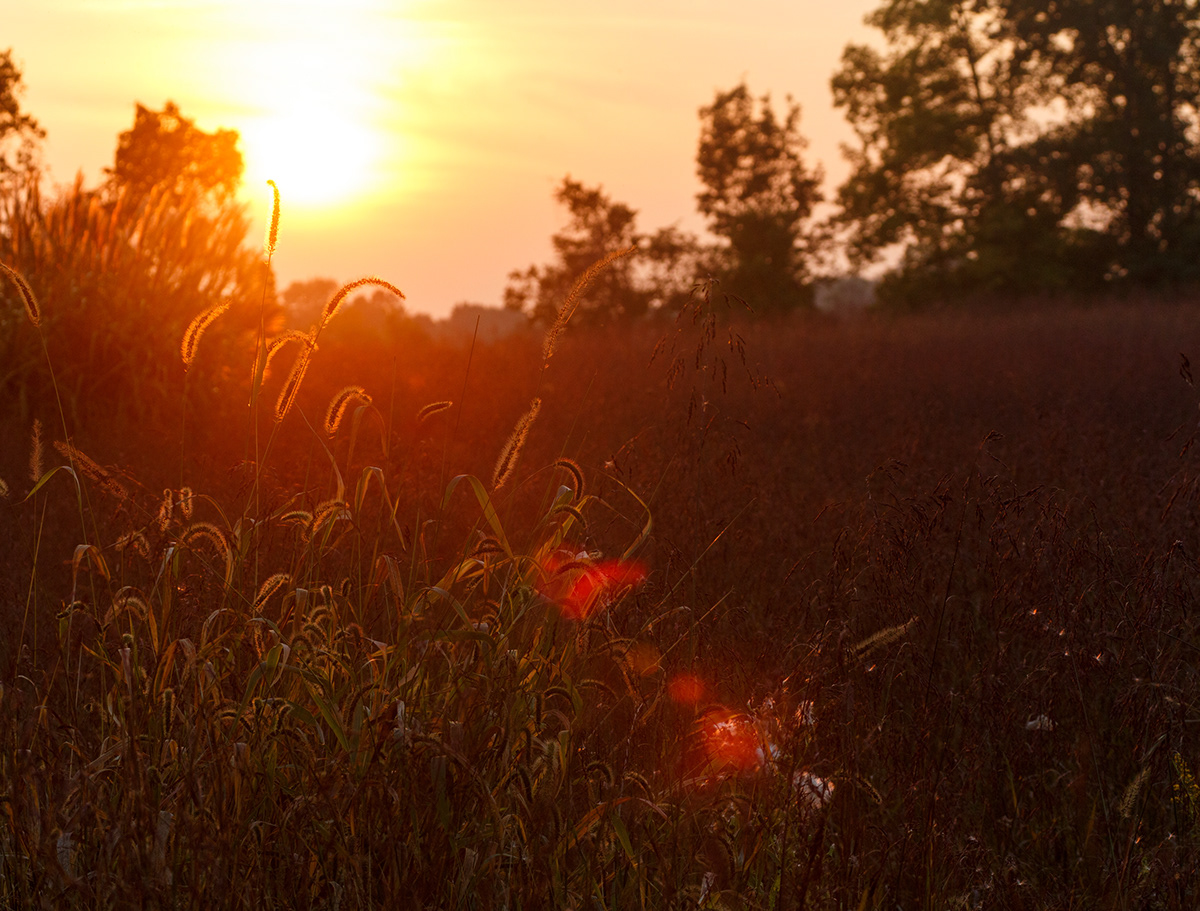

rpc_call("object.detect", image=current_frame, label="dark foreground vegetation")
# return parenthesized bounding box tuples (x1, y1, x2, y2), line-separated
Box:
(3, 278, 1200, 909)
(5, 0, 1200, 901)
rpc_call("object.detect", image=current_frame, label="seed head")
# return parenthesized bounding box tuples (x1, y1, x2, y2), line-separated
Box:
(417, 400, 453, 424)
(317, 276, 404, 333)
(181, 299, 231, 369)
(323, 385, 372, 436)
(492, 398, 541, 491)
(265, 180, 281, 259)
(29, 419, 43, 483)
(543, 246, 635, 362)
(1, 262, 41, 328)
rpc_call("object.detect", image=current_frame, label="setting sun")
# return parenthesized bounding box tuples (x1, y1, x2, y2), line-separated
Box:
(217, 0, 430, 211)
(241, 109, 383, 208)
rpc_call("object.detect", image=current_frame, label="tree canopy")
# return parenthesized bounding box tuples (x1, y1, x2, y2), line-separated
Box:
(504, 177, 700, 325)
(509, 85, 826, 326)
(833, 0, 1200, 302)
(697, 83, 824, 311)
(106, 100, 243, 206)
(0, 48, 43, 177)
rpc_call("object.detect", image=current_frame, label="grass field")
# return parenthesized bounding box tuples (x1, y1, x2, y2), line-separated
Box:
(2, 276, 1200, 908)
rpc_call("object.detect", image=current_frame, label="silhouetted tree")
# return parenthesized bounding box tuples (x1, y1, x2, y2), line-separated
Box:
(0, 48, 42, 178)
(1006, 0, 1200, 284)
(834, 0, 1200, 302)
(106, 101, 242, 206)
(696, 83, 824, 311)
(505, 176, 700, 325)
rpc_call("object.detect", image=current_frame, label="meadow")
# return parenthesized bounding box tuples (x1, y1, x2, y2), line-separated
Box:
(2, 246, 1200, 909)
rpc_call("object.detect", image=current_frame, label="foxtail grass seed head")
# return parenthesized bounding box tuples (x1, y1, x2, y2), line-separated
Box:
(492, 397, 542, 491)
(183, 521, 227, 551)
(275, 345, 313, 422)
(53, 440, 128, 500)
(324, 385, 372, 436)
(115, 530, 151, 560)
(181, 299, 231, 369)
(182, 522, 230, 577)
(1119, 766, 1151, 818)
(1, 261, 41, 328)
(551, 503, 586, 526)
(555, 457, 585, 501)
(318, 277, 404, 333)
(0, 477, 8, 498)
(852, 616, 917, 661)
(280, 509, 314, 526)
(543, 245, 635, 362)
(255, 573, 292, 611)
(417, 400, 453, 423)
(264, 180, 280, 259)
(156, 488, 174, 531)
(104, 591, 149, 626)
(29, 419, 42, 483)
(256, 330, 311, 384)
(311, 499, 352, 538)
(179, 487, 194, 520)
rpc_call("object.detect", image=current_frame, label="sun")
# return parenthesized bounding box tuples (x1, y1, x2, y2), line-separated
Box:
(235, 36, 389, 211)
(241, 107, 384, 209)
(218, 1, 430, 212)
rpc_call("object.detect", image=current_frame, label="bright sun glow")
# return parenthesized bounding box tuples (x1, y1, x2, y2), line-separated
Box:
(242, 108, 383, 209)
(216, 1, 430, 211)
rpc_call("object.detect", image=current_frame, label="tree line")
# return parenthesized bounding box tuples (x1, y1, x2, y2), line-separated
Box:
(510, 0, 1200, 316)
(5, 0, 1200, 329)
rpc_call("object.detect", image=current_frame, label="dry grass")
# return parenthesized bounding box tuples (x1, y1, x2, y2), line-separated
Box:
(2, 190, 1200, 909)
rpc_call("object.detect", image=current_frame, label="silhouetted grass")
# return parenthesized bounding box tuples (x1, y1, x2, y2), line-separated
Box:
(3, 193, 1200, 909)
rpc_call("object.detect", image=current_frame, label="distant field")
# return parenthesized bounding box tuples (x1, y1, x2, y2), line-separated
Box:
(3, 297, 1200, 908)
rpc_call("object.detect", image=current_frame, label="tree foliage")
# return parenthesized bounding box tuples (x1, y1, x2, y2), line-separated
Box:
(505, 177, 700, 325)
(696, 83, 824, 311)
(0, 49, 42, 179)
(106, 100, 243, 206)
(834, 0, 1200, 302)
(1007, 0, 1200, 284)
(512, 88, 826, 325)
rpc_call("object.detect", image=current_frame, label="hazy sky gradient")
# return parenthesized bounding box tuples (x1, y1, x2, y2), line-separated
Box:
(5, 0, 878, 316)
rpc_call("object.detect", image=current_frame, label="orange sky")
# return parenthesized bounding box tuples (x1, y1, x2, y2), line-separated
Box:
(5, 0, 878, 317)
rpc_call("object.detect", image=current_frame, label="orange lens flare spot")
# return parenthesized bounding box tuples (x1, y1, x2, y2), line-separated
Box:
(538, 552, 647, 620)
(699, 710, 766, 775)
(667, 673, 707, 705)
(689, 709, 779, 781)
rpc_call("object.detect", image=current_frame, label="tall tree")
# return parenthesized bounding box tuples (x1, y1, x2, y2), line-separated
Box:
(834, 0, 1200, 302)
(106, 101, 243, 206)
(0, 49, 42, 178)
(505, 176, 698, 325)
(696, 83, 824, 311)
(1005, 0, 1200, 283)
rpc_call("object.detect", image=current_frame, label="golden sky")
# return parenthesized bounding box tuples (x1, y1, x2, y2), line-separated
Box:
(5, 0, 878, 317)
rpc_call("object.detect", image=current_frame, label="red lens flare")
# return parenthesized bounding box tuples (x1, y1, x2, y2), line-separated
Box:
(539, 552, 646, 620)
(695, 709, 772, 777)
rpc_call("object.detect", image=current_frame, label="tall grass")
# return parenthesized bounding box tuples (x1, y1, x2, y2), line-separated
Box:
(0, 194, 843, 910)
(4, 173, 1200, 908)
